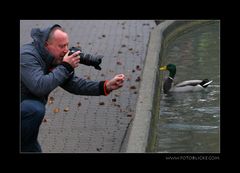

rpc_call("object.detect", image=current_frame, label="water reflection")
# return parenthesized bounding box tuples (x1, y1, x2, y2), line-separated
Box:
(157, 22, 220, 153)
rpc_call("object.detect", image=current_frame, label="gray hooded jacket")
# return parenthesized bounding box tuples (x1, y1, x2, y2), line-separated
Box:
(21, 24, 106, 104)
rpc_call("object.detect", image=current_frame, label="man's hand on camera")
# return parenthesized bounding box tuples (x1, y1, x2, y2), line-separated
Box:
(106, 74, 125, 93)
(63, 50, 80, 68)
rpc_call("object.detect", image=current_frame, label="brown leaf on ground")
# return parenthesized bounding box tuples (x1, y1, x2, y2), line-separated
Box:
(136, 65, 141, 71)
(135, 76, 141, 82)
(96, 148, 102, 151)
(114, 103, 121, 108)
(64, 107, 69, 112)
(127, 114, 132, 117)
(48, 96, 54, 104)
(130, 86, 136, 89)
(53, 108, 60, 113)
(116, 61, 122, 65)
(99, 102, 105, 105)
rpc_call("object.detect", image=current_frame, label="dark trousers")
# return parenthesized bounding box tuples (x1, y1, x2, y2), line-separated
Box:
(21, 100, 45, 152)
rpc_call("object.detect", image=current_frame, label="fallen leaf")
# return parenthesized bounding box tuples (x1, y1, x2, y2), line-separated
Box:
(99, 102, 105, 105)
(48, 100, 53, 104)
(116, 61, 122, 65)
(53, 108, 60, 113)
(114, 103, 120, 108)
(48, 96, 54, 104)
(130, 86, 136, 89)
(77, 102, 82, 107)
(135, 76, 141, 82)
(136, 65, 141, 71)
(96, 148, 102, 151)
(64, 107, 69, 112)
(49, 96, 54, 101)
(42, 118, 48, 123)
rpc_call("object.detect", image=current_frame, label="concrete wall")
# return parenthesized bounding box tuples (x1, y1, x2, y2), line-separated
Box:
(125, 20, 214, 153)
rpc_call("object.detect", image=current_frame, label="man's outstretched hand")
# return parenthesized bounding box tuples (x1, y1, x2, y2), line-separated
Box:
(106, 74, 125, 93)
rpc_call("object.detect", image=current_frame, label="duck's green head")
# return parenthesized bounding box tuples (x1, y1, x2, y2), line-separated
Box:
(160, 64, 176, 78)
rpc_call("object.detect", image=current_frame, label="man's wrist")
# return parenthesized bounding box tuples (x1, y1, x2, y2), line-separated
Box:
(61, 61, 74, 73)
(104, 80, 111, 95)
(99, 81, 111, 96)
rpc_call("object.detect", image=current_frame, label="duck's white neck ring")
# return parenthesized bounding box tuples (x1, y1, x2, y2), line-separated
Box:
(168, 76, 174, 80)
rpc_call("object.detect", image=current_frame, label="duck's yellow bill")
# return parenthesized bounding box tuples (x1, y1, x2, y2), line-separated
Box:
(160, 66, 167, 71)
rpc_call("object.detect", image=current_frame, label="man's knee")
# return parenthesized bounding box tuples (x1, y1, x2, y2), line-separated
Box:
(33, 103, 45, 119)
(21, 100, 46, 120)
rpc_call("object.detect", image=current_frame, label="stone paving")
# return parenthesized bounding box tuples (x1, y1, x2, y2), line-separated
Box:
(20, 20, 156, 153)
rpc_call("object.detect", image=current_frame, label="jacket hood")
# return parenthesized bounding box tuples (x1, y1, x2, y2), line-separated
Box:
(31, 24, 62, 65)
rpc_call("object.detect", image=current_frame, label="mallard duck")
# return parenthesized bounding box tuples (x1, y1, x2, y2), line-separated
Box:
(160, 64, 213, 94)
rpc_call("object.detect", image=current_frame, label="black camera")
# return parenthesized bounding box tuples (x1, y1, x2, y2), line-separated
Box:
(68, 47, 103, 70)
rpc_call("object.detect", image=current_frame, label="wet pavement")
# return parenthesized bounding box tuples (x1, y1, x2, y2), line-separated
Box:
(20, 20, 156, 153)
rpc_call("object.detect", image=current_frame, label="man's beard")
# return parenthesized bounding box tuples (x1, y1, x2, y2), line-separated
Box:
(52, 57, 63, 66)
